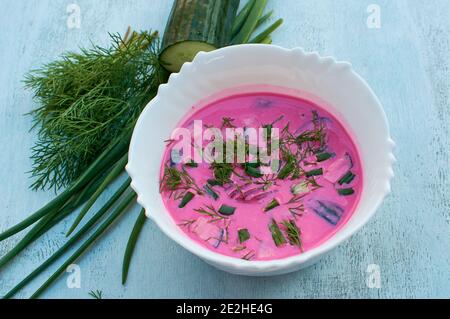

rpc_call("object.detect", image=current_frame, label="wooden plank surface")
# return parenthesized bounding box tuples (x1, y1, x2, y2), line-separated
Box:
(0, 0, 448, 298)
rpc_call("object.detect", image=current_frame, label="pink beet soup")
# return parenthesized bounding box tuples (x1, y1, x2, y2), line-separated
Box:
(159, 91, 362, 261)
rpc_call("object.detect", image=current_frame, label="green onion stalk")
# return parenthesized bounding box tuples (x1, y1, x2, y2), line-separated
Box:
(0, 1, 283, 298)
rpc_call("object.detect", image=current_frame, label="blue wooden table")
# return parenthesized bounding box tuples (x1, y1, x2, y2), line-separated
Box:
(0, 0, 449, 299)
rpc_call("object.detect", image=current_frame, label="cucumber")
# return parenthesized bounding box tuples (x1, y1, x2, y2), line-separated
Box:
(160, 0, 239, 73)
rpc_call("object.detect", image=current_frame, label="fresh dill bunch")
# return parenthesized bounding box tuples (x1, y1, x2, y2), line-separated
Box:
(25, 30, 168, 190)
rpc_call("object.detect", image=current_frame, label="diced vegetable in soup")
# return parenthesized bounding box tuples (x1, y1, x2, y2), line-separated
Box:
(159, 92, 362, 261)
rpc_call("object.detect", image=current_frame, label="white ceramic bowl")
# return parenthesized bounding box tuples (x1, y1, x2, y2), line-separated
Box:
(126, 44, 395, 276)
